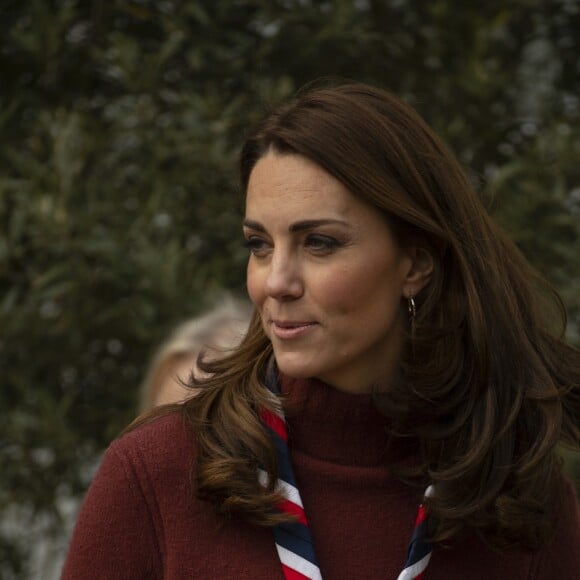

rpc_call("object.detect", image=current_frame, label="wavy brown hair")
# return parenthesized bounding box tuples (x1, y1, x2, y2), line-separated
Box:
(165, 83, 579, 548)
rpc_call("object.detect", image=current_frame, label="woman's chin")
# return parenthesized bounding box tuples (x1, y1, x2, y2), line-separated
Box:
(273, 355, 318, 380)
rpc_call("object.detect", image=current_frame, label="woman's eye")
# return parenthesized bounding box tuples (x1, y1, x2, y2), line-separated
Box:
(244, 237, 270, 256)
(305, 235, 340, 253)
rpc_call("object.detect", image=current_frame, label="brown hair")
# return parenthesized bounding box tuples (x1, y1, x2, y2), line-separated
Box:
(176, 83, 579, 548)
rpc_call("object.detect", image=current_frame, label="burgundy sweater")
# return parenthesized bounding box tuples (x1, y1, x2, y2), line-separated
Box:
(62, 377, 579, 579)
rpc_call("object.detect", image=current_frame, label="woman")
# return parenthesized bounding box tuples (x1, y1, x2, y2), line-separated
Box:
(62, 83, 579, 579)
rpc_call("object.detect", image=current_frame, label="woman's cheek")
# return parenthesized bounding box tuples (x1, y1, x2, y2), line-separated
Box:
(313, 268, 363, 311)
(246, 263, 263, 307)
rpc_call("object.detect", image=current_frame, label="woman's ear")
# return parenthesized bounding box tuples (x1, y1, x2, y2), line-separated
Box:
(403, 246, 434, 298)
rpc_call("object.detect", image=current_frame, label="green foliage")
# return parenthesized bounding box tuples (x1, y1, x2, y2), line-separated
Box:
(1, 0, 578, 576)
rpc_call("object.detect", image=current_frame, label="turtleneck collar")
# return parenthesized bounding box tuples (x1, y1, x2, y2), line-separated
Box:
(279, 374, 409, 467)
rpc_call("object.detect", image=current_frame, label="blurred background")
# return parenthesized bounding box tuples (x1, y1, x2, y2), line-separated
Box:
(1, 0, 579, 577)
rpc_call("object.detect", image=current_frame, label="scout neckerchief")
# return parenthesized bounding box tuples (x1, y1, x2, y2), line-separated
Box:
(260, 366, 434, 580)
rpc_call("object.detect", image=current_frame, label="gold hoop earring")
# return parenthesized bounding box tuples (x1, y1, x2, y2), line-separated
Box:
(407, 296, 416, 345)
(407, 296, 416, 320)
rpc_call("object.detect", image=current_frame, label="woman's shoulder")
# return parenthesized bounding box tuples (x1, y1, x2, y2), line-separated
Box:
(107, 410, 195, 478)
(541, 474, 580, 569)
(62, 412, 198, 578)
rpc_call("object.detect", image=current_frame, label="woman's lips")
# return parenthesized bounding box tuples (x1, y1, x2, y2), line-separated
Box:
(271, 320, 318, 339)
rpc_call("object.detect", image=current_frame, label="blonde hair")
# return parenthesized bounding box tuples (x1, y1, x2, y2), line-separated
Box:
(138, 297, 252, 413)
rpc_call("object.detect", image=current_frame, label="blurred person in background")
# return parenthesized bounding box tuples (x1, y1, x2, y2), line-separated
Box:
(62, 82, 579, 579)
(138, 296, 252, 412)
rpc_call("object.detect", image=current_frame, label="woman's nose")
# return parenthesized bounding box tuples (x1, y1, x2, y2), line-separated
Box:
(264, 252, 304, 301)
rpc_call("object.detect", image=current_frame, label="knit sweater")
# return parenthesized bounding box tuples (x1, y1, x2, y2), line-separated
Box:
(62, 377, 580, 579)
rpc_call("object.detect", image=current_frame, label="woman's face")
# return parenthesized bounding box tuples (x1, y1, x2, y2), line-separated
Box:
(244, 151, 414, 394)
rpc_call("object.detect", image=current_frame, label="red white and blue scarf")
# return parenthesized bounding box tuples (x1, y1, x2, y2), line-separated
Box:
(260, 368, 433, 580)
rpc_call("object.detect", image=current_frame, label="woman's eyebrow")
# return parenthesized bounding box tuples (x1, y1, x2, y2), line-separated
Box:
(242, 219, 265, 232)
(242, 218, 349, 232)
(288, 219, 349, 232)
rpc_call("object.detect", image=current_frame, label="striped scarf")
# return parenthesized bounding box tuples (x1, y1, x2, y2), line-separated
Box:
(260, 368, 433, 580)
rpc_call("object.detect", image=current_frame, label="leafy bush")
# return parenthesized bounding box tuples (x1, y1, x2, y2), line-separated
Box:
(1, 1, 578, 576)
